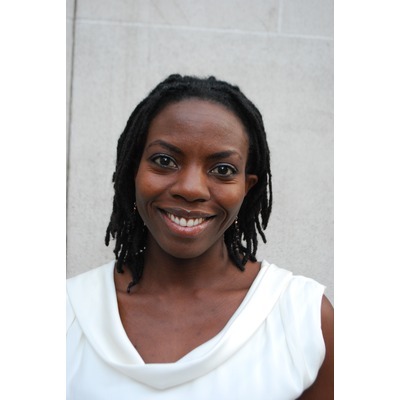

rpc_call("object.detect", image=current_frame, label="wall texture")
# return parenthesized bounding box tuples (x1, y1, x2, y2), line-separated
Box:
(67, 0, 333, 302)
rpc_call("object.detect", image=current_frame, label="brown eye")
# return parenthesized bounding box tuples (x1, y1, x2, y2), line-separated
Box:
(152, 155, 177, 168)
(210, 164, 237, 177)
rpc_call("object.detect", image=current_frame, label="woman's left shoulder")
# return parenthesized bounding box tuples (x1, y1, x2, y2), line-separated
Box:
(297, 295, 334, 399)
(321, 295, 334, 324)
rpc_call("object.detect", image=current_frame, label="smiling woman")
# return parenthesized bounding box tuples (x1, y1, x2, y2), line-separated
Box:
(135, 99, 258, 264)
(66, 75, 333, 399)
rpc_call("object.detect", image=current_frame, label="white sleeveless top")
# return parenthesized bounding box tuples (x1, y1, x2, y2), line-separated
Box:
(67, 260, 325, 400)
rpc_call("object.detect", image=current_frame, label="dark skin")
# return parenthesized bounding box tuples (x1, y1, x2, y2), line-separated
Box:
(115, 254, 261, 363)
(115, 99, 259, 362)
(114, 99, 334, 397)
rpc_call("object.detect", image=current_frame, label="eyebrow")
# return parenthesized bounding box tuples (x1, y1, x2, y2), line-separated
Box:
(147, 139, 242, 160)
(206, 150, 242, 161)
(147, 140, 183, 155)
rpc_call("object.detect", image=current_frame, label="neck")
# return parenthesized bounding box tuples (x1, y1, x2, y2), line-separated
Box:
(136, 236, 235, 293)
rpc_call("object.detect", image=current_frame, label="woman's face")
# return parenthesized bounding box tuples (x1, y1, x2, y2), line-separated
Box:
(134, 98, 258, 260)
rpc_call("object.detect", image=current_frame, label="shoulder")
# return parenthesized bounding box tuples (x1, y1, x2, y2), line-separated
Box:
(67, 260, 115, 282)
(275, 267, 326, 318)
(278, 269, 333, 398)
(66, 260, 116, 328)
(67, 260, 115, 293)
(298, 295, 334, 399)
(321, 295, 334, 328)
(260, 262, 326, 319)
(263, 263, 330, 390)
(277, 270, 327, 355)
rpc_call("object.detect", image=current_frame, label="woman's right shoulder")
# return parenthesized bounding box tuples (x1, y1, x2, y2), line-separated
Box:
(67, 260, 115, 285)
(66, 260, 115, 332)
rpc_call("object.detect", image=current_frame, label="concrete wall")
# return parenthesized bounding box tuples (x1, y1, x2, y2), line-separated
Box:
(66, 0, 333, 302)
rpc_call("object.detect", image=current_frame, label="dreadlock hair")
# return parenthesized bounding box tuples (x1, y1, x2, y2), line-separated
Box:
(105, 74, 272, 292)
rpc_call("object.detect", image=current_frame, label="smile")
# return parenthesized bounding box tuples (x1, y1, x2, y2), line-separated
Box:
(166, 213, 205, 227)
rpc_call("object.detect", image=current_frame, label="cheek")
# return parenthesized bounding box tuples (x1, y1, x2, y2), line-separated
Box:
(134, 168, 156, 215)
(134, 169, 173, 217)
(135, 176, 157, 226)
(135, 166, 164, 198)
(213, 183, 247, 213)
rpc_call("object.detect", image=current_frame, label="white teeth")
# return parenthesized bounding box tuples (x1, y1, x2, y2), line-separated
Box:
(167, 213, 205, 227)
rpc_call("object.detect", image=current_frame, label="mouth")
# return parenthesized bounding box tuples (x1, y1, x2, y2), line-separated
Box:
(166, 212, 207, 227)
(158, 208, 215, 235)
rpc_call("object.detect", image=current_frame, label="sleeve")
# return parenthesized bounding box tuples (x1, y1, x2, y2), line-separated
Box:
(279, 275, 326, 390)
(66, 290, 75, 334)
(66, 288, 85, 397)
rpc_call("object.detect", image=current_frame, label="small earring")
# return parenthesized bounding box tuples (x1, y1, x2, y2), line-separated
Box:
(125, 203, 137, 235)
(234, 217, 240, 253)
(132, 202, 146, 255)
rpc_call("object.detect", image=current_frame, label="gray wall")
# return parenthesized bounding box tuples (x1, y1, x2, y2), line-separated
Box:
(67, 0, 333, 302)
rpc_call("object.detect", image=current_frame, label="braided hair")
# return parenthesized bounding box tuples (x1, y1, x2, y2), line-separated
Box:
(105, 74, 272, 292)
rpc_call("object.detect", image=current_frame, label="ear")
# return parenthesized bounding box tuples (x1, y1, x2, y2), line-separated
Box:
(245, 174, 258, 195)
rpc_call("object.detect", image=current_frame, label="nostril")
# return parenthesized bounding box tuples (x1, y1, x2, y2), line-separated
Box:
(171, 193, 208, 203)
(170, 170, 211, 202)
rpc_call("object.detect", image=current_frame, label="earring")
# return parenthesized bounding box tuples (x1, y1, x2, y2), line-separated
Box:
(125, 203, 137, 235)
(133, 202, 146, 226)
(233, 217, 240, 253)
(132, 202, 147, 255)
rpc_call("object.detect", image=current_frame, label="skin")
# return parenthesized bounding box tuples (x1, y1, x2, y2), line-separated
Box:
(114, 98, 334, 397)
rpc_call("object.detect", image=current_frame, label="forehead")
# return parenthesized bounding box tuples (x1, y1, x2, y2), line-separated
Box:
(146, 99, 249, 150)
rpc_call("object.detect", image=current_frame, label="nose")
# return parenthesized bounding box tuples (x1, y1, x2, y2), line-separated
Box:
(170, 165, 211, 202)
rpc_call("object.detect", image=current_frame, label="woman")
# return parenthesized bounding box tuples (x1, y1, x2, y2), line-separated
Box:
(67, 75, 334, 399)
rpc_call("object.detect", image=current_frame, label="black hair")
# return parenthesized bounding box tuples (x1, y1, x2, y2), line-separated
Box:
(105, 74, 272, 292)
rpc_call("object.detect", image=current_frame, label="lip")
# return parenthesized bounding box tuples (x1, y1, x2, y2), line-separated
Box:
(160, 207, 215, 219)
(158, 208, 215, 237)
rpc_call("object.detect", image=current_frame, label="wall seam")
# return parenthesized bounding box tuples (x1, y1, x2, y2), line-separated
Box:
(278, 0, 283, 34)
(66, 0, 78, 258)
(74, 18, 332, 41)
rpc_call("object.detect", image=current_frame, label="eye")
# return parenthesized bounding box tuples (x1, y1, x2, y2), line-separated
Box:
(151, 154, 178, 169)
(209, 164, 237, 177)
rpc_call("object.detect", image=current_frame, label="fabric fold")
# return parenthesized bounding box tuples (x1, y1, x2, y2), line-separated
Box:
(67, 261, 292, 389)
(67, 260, 325, 398)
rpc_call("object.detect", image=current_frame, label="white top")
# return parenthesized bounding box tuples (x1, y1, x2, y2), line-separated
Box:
(67, 260, 326, 400)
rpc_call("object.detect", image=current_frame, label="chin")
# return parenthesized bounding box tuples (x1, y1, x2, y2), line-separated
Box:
(163, 247, 208, 261)
(157, 240, 218, 261)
